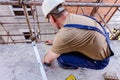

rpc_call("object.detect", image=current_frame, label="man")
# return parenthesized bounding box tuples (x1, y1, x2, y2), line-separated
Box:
(41, 0, 114, 70)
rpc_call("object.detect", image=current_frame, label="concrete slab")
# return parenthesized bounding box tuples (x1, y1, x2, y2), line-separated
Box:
(0, 41, 120, 80)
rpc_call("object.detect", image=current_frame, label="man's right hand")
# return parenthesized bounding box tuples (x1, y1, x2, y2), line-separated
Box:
(42, 55, 51, 66)
(42, 50, 60, 66)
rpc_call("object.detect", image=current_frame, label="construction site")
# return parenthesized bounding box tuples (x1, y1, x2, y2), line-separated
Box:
(0, 0, 120, 80)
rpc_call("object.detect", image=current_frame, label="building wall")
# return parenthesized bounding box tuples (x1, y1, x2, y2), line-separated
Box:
(108, 10, 120, 29)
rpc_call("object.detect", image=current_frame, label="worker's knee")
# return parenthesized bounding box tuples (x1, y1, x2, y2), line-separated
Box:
(95, 64, 108, 70)
(95, 58, 110, 70)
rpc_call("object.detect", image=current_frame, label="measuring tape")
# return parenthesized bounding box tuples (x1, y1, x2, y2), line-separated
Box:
(32, 41, 48, 80)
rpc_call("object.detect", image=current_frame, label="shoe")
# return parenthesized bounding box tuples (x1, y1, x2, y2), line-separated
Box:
(58, 62, 79, 70)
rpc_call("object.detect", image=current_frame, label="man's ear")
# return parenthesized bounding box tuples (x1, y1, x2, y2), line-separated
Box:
(49, 15, 55, 23)
(49, 15, 57, 27)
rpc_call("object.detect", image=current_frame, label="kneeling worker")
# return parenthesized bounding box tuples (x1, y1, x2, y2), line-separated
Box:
(41, 0, 114, 70)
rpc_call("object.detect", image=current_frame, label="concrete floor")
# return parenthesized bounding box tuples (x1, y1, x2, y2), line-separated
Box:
(0, 41, 120, 80)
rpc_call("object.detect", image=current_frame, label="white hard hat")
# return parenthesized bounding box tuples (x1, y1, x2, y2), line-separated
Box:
(42, 0, 65, 18)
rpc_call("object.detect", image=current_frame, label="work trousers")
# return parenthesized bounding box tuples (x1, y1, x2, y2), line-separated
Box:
(57, 52, 109, 70)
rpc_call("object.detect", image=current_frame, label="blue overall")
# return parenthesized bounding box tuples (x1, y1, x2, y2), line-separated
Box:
(57, 16, 114, 70)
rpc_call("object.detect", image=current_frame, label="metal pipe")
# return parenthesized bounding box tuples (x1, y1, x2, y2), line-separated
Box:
(0, 15, 44, 17)
(0, 24, 15, 43)
(0, 1, 120, 7)
(30, 5, 41, 41)
(64, 2, 120, 7)
(22, 5, 33, 38)
(0, 32, 57, 36)
(0, 41, 31, 44)
(76, 0, 80, 14)
(0, 1, 42, 6)
(7, 32, 9, 44)
(0, 15, 15, 17)
(106, 7, 118, 23)
(0, 40, 47, 44)
(13, 39, 31, 41)
(34, 6, 41, 40)
(102, 0, 118, 22)
(90, 0, 103, 16)
(96, 12, 115, 36)
(0, 22, 48, 24)
(0, 34, 29, 36)
(76, 0, 85, 14)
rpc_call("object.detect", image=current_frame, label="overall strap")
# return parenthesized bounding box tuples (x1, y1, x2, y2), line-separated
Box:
(64, 23, 114, 57)
(64, 24, 106, 38)
(83, 15, 107, 36)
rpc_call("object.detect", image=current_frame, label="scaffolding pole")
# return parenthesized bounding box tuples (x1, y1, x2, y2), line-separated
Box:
(90, 0, 103, 16)
(21, 2, 49, 80)
(30, 5, 41, 42)
(22, 4, 33, 39)
(0, 1, 120, 7)
(0, 40, 49, 44)
(102, 0, 118, 23)
(0, 32, 57, 36)
(0, 24, 15, 44)
(0, 22, 48, 24)
(0, 41, 31, 44)
(96, 12, 115, 37)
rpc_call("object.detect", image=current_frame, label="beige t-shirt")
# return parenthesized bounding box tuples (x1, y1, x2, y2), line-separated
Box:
(50, 13, 110, 60)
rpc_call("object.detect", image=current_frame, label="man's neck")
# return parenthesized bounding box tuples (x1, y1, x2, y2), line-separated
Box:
(57, 12, 69, 29)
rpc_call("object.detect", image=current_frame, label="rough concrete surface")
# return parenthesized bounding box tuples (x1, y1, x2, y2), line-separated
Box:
(0, 41, 120, 80)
